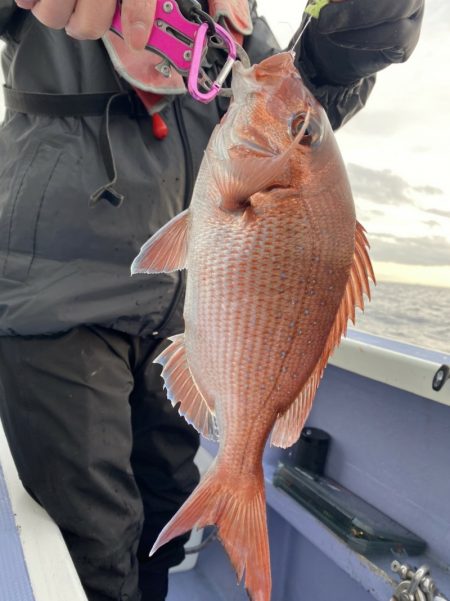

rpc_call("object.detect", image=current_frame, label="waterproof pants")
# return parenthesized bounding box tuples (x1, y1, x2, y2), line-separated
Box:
(0, 326, 200, 601)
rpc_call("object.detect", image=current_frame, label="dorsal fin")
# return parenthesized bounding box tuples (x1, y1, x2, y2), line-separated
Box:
(271, 222, 375, 448)
(154, 335, 219, 441)
(131, 209, 190, 274)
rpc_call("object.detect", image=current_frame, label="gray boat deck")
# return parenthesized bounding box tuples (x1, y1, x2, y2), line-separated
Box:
(1, 331, 449, 601)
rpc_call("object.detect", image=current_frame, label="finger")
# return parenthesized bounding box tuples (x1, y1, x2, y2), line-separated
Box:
(121, 0, 156, 51)
(318, 0, 424, 34)
(31, 0, 77, 29)
(15, 0, 38, 10)
(65, 0, 116, 39)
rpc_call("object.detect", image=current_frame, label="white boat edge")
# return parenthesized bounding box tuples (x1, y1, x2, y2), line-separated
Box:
(330, 335, 449, 406)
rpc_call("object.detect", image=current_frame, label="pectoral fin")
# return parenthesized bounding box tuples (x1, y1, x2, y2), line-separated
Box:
(271, 222, 375, 448)
(131, 209, 189, 274)
(209, 153, 292, 213)
(209, 110, 310, 213)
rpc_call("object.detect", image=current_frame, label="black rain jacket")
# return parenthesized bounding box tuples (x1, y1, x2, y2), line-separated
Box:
(0, 1, 375, 337)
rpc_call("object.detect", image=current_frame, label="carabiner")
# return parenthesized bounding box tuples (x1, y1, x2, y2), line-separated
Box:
(187, 22, 237, 103)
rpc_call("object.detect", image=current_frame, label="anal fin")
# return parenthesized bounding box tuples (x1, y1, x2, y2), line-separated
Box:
(271, 221, 375, 448)
(154, 334, 219, 441)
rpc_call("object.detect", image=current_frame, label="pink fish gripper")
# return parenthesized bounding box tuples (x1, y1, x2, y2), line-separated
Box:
(110, 0, 237, 103)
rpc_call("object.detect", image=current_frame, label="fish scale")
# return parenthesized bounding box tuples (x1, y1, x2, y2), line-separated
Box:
(132, 51, 374, 601)
(191, 216, 309, 413)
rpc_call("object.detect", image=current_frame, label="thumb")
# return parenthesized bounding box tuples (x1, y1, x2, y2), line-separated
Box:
(121, 0, 156, 51)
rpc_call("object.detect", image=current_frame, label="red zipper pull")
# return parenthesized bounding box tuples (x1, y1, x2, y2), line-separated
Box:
(152, 113, 169, 140)
(133, 88, 169, 140)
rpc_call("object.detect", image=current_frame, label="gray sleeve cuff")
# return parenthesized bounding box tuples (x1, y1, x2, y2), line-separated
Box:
(297, 50, 376, 130)
(244, 1, 376, 131)
(293, 21, 377, 130)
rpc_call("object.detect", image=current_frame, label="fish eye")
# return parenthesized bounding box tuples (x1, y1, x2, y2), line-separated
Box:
(290, 112, 323, 147)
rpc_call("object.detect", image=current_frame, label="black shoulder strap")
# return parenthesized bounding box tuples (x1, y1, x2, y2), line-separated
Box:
(2, 86, 125, 117)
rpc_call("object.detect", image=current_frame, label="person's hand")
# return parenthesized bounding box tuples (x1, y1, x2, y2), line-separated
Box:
(14, 0, 156, 51)
(303, 0, 425, 85)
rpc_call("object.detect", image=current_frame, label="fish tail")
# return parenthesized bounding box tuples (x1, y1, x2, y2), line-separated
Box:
(150, 462, 271, 601)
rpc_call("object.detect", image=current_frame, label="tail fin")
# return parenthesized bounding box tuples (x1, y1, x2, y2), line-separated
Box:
(151, 464, 271, 601)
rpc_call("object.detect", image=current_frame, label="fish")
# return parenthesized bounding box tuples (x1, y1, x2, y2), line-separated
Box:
(131, 51, 375, 601)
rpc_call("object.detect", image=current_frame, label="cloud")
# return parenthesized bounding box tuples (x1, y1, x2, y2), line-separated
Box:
(347, 164, 415, 205)
(341, 109, 411, 138)
(347, 164, 445, 208)
(414, 185, 444, 195)
(368, 234, 450, 267)
(423, 220, 440, 228)
(425, 208, 450, 219)
(426, 0, 450, 31)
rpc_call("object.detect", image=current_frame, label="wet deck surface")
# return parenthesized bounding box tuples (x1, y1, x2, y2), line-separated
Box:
(168, 570, 221, 601)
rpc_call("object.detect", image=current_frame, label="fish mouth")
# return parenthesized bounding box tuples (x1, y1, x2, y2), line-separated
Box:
(215, 55, 321, 160)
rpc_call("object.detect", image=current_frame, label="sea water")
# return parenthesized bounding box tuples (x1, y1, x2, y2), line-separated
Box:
(350, 281, 450, 355)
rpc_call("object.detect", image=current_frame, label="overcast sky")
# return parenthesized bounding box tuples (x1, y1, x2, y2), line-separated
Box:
(259, 0, 450, 288)
(1, 1, 449, 287)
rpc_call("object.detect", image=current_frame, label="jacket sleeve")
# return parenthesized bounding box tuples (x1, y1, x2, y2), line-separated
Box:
(295, 37, 376, 130)
(0, 0, 17, 37)
(244, 1, 375, 130)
